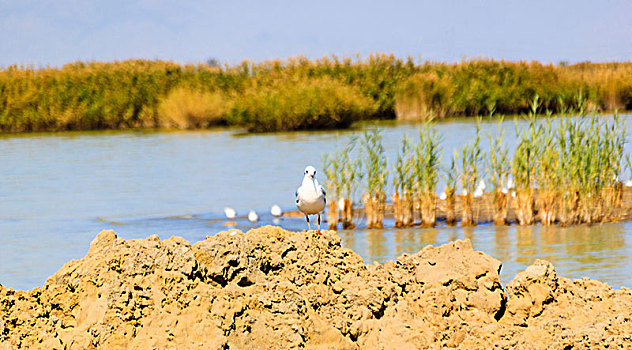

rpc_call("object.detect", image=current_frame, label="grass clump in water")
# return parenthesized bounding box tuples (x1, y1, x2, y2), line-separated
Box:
(414, 123, 441, 227)
(458, 120, 482, 226)
(360, 128, 389, 228)
(392, 136, 415, 227)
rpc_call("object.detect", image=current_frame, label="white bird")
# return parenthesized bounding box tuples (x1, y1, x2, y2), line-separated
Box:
(296, 165, 327, 235)
(626, 180, 632, 188)
(224, 207, 236, 219)
(337, 197, 345, 212)
(248, 210, 259, 223)
(461, 189, 468, 196)
(473, 179, 485, 198)
(439, 191, 447, 200)
(507, 177, 515, 190)
(271, 204, 283, 217)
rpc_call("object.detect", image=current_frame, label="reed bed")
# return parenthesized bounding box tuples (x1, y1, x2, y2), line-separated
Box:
(322, 98, 631, 229)
(441, 152, 459, 226)
(323, 138, 362, 229)
(459, 121, 483, 226)
(2, 56, 632, 133)
(360, 129, 389, 228)
(392, 136, 415, 227)
(414, 124, 441, 227)
(486, 114, 511, 225)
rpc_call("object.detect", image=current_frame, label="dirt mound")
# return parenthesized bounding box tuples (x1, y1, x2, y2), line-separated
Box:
(1, 226, 631, 349)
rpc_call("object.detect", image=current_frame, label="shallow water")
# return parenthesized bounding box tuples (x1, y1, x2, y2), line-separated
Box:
(1, 117, 632, 290)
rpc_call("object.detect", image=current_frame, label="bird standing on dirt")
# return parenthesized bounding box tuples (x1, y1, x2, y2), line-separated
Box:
(296, 165, 326, 234)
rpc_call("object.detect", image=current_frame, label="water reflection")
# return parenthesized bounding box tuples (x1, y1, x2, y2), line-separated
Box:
(338, 222, 632, 288)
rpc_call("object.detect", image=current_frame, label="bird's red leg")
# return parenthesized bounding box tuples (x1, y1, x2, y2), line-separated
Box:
(317, 214, 322, 235)
(305, 215, 311, 231)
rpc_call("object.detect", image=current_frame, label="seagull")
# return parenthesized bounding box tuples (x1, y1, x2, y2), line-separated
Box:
(296, 165, 326, 235)
(224, 207, 236, 219)
(248, 210, 259, 223)
(439, 191, 447, 200)
(271, 204, 283, 217)
(473, 180, 485, 198)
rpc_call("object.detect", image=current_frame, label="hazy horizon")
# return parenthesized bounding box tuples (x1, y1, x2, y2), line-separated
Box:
(1, 1, 632, 68)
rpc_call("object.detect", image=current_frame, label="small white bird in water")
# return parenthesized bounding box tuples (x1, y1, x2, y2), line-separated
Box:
(507, 177, 515, 190)
(338, 197, 345, 212)
(296, 165, 326, 235)
(248, 210, 259, 223)
(271, 204, 283, 217)
(473, 180, 485, 198)
(224, 207, 236, 219)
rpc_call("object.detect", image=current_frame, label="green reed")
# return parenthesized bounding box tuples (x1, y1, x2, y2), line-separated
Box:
(486, 114, 510, 225)
(360, 128, 389, 228)
(441, 151, 459, 226)
(414, 123, 441, 226)
(459, 119, 482, 226)
(392, 135, 415, 227)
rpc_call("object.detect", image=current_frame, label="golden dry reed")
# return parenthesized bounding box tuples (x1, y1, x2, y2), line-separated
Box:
(323, 96, 629, 229)
(2, 56, 632, 133)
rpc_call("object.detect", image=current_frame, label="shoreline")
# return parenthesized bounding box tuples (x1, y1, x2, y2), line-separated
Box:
(1, 226, 631, 348)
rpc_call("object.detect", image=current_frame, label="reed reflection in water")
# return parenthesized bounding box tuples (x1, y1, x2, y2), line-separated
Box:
(338, 222, 631, 287)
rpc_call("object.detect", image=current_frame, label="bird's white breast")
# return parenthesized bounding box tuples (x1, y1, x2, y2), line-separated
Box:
(297, 177, 326, 215)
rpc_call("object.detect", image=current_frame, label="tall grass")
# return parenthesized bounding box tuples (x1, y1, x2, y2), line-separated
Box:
(392, 136, 415, 227)
(360, 128, 389, 228)
(228, 76, 377, 132)
(511, 97, 541, 225)
(486, 114, 510, 225)
(322, 138, 362, 230)
(414, 123, 441, 226)
(2, 56, 632, 134)
(322, 103, 629, 228)
(459, 121, 482, 226)
(394, 59, 632, 120)
(441, 151, 459, 226)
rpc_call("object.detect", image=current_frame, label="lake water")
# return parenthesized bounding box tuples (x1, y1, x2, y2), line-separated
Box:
(1, 117, 632, 290)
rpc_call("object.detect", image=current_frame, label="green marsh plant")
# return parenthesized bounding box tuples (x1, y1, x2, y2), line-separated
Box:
(392, 135, 415, 227)
(360, 128, 389, 228)
(486, 116, 510, 225)
(414, 123, 441, 227)
(459, 120, 482, 226)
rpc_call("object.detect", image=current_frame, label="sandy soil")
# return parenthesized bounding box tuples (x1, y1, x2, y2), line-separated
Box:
(1, 226, 631, 349)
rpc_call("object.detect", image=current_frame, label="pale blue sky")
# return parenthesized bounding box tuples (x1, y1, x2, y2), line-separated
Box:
(1, 0, 631, 67)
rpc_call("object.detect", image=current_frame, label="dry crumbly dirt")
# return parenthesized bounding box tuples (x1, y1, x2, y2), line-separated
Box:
(1, 226, 631, 349)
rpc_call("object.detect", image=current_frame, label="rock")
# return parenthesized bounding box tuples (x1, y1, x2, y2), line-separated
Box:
(505, 259, 558, 323)
(1, 227, 632, 349)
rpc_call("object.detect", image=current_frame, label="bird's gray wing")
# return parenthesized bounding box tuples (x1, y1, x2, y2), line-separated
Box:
(319, 185, 327, 204)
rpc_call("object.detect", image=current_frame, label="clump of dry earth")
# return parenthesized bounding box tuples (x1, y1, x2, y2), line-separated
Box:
(1, 226, 631, 349)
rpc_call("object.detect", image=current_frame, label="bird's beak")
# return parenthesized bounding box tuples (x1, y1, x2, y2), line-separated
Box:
(310, 174, 314, 179)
